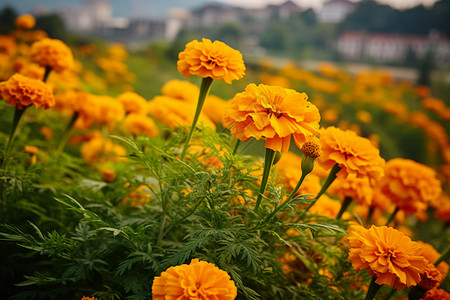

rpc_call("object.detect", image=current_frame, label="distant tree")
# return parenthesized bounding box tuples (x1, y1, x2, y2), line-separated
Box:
(35, 13, 67, 39)
(0, 6, 17, 34)
(216, 23, 244, 49)
(260, 21, 290, 51)
(431, 0, 450, 36)
(300, 9, 317, 28)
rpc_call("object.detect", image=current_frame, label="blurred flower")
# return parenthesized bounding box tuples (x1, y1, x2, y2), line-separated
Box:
(204, 94, 228, 124)
(40, 125, 53, 140)
(259, 73, 290, 88)
(160, 79, 199, 103)
(15, 14, 36, 29)
(54, 90, 88, 116)
(122, 185, 151, 206)
(0, 35, 18, 57)
(152, 258, 237, 300)
(124, 113, 159, 137)
(379, 158, 442, 214)
(117, 91, 147, 114)
(416, 241, 449, 283)
(0, 73, 54, 109)
(77, 95, 125, 130)
(420, 287, 450, 299)
(81, 297, 97, 300)
(101, 168, 116, 183)
(223, 83, 320, 152)
(177, 38, 245, 84)
(318, 126, 385, 183)
(310, 196, 346, 218)
(30, 38, 74, 72)
(107, 43, 127, 61)
(321, 108, 339, 123)
(80, 137, 127, 165)
(18, 63, 45, 80)
(328, 175, 373, 206)
(347, 225, 427, 290)
(356, 110, 372, 124)
(418, 263, 443, 290)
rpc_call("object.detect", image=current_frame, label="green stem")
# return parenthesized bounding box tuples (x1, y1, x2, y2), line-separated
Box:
(1, 106, 28, 169)
(364, 277, 381, 300)
(434, 244, 450, 267)
(254, 148, 276, 211)
(43, 66, 52, 82)
(265, 172, 307, 222)
(56, 112, 79, 154)
(303, 163, 341, 214)
(386, 206, 399, 226)
(233, 139, 241, 155)
(336, 196, 352, 219)
(180, 77, 214, 160)
(366, 205, 375, 225)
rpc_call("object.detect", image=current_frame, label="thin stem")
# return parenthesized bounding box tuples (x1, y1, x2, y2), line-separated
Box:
(385, 206, 399, 226)
(364, 277, 381, 300)
(43, 66, 52, 82)
(1, 106, 27, 169)
(232, 139, 241, 155)
(254, 148, 276, 211)
(56, 112, 79, 154)
(336, 196, 352, 219)
(265, 172, 307, 222)
(303, 163, 341, 215)
(366, 205, 375, 225)
(180, 77, 214, 160)
(434, 244, 450, 267)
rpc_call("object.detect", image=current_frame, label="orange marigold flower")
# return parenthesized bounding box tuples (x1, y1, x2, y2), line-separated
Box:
(416, 241, 449, 282)
(80, 137, 127, 165)
(318, 126, 385, 182)
(30, 38, 74, 72)
(77, 95, 125, 130)
(15, 14, 36, 29)
(18, 63, 45, 80)
(421, 287, 450, 300)
(124, 113, 159, 137)
(419, 263, 443, 290)
(152, 258, 237, 300)
(101, 168, 116, 183)
(223, 83, 320, 152)
(161, 79, 199, 103)
(177, 38, 245, 84)
(117, 91, 148, 114)
(54, 90, 88, 115)
(378, 158, 442, 214)
(0, 73, 54, 109)
(24, 145, 38, 155)
(122, 185, 152, 206)
(81, 297, 98, 300)
(347, 225, 427, 290)
(0, 35, 18, 56)
(328, 175, 373, 206)
(204, 95, 228, 124)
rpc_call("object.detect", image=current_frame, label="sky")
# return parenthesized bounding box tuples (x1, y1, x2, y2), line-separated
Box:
(0, 0, 440, 19)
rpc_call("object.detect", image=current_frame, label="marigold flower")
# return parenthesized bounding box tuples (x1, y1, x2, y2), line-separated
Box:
(101, 168, 116, 183)
(30, 38, 74, 72)
(203, 95, 228, 124)
(416, 241, 449, 282)
(379, 158, 442, 214)
(81, 297, 98, 300)
(117, 91, 148, 114)
(76, 95, 125, 129)
(420, 287, 450, 300)
(24, 145, 38, 155)
(318, 126, 385, 182)
(347, 225, 427, 290)
(152, 258, 237, 300)
(161, 79, 199, 103)
(124, 113, 159, 137)
(15, 14, 36, 29)
(0, 35, 18, 57)
(80, 137, 127, 165)
(419, 263, 443, 290)
(54, 90, 88, 115)
(223, 83, 320, 152)
(122, 185, 151, 206)
(0, 73, 54, 109)
(177, 38, 245, 84)
(328, 175, 373, 206)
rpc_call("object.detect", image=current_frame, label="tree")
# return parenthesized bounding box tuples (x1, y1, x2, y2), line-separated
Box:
(0, 6, 17, 34)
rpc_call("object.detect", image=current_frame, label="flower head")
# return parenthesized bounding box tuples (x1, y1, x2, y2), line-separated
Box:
(15, 14, 36, 29)
(223, 83, 321, 152)
(420, 287, 450, 300)
(161, 79, 199, 103)
(328, 175, 373, 206)
(379, 158, 442, 214)
(177, 38, 245, 84)
(416, 241, 449, 282)
(0, 73, 54, 109)
(124, 113, 159, 137)
(347, 225, 427, 290)
(30, 38, 74, 72)
(117, 91, 148, 114)
(318, 126, 385, 182)
(152, 258, 237, 300)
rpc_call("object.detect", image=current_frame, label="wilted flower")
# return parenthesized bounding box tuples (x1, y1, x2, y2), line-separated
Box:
(30, 38, 74, 72)
(379, 158, 442, 214)
(177, 38, 245, 84)
(223, 83, 321, 152)
(318, 126, 385, 182)
(416, 241, 449, 283)
(124, 113, 159, 137)
(347, 225, 427, 290)
(15, 14, 36, 29)
(152, 258, 237, 300)
(0, 73, 54, 109)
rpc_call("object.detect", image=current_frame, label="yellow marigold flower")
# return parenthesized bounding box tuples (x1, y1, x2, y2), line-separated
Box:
(356, 109, 372, 124)
(0, 35, 18, 57)
(0, 73, 54, 109)
(318, 126, 385, 182)
(124, 113, 159, 137)
(328, 175, 373, 206)
(15, 14, 36, 29)
(421, 287, 450, 300)
(77, 95, 125, 130)
(416, 241, 449, 282)
(101, 168, 116, 183)
(223, 83, 320, 152)
(30, 38, 74, 72)
(80, 137, 127, 165)
(347, 225, 428, 290)
(379, 158, 442, 214)
(204, 94, 228, 124)
(117, 91, 148, 114)
(161, 79, 199, 103)
(152, 258, 237, 300)
(54, 90, 88, 115)
(177, 38, 245, 84)
(310, 195, 346, 218)
(148, 96, 215, 130)
(17, 63, 45, 80)
(108, 44, 128, 61)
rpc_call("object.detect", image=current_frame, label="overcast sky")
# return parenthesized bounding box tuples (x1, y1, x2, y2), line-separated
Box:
(221, 0, 439, 10)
